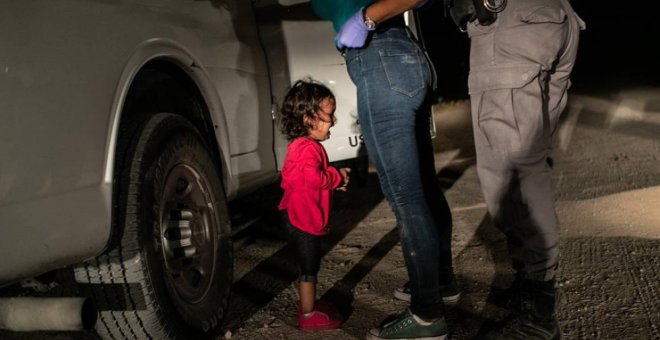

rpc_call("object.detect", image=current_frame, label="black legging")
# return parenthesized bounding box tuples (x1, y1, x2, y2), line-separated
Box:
(282, 211, 321, 283)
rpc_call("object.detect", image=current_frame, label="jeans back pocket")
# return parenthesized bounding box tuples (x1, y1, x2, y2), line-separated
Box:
(378, 47, 427, 97)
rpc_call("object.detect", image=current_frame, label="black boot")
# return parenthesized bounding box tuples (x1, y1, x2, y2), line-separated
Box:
(492, 275, 523, 309)
(478, 278, 560, 340)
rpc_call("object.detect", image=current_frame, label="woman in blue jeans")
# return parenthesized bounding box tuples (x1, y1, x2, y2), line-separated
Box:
(310, 1, 457, 339)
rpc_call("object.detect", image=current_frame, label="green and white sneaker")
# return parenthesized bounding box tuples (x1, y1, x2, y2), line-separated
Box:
(366, 309, 448, 340)
(393, 279, 462, 305)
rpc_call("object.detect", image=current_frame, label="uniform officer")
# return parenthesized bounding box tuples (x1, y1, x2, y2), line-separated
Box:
(452, 0, 585, 338)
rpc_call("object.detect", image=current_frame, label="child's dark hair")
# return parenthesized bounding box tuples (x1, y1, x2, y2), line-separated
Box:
(280, 78, 336, 141)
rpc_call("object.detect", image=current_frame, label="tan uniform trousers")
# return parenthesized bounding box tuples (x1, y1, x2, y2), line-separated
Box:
(467, 0, 585, 281)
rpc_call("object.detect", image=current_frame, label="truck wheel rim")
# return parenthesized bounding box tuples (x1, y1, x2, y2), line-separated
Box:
(160, 163, 216, 304)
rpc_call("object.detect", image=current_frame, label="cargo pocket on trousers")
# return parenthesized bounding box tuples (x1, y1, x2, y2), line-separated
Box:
(516, 4, 567, 24)
(469, 64, 541, 151)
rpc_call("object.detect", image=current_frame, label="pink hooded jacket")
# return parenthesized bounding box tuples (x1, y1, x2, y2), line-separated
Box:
(278, 137, 343, 235)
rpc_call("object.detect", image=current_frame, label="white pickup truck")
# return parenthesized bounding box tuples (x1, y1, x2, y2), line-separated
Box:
(0, 0, 367, 338)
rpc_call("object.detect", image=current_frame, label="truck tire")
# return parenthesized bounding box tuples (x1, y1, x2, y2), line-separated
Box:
(75, 113, 232, 339)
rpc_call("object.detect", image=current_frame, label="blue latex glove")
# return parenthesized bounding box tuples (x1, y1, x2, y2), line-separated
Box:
(335, 8, 375, 49)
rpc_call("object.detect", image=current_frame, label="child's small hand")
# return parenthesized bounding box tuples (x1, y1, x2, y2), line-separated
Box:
(337, 167, 351, 191)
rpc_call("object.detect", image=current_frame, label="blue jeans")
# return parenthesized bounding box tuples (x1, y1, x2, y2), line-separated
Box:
(344, 27, 453, 320)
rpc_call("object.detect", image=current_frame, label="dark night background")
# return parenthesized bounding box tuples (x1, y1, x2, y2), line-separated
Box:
(416, 1, 660, 100)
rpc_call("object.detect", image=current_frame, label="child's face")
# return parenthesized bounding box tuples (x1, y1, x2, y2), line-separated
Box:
(308, 97, 335, 141)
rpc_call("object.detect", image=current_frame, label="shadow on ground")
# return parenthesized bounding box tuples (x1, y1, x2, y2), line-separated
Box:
(221, 172, 386, 333)
(220, 100, 480, 336)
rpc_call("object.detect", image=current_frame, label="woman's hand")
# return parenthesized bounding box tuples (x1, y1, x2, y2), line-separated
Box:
(335, 8, 374, 49)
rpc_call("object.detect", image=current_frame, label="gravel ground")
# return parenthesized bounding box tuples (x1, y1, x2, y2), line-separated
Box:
(219, 87, 659, 340)
(1, 86, 658, 340)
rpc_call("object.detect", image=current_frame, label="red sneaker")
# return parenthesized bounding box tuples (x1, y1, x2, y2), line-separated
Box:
(298, 309, 342, 331)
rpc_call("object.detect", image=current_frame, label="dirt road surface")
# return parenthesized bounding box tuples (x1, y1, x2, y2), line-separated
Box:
(221, 86, 660, 340)
(1, 85, 658, 339)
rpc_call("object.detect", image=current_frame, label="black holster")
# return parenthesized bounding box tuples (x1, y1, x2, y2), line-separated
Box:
(445, 0, 503, 31)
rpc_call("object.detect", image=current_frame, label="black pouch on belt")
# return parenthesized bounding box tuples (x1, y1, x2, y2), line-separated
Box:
(445, 0, 506, 31)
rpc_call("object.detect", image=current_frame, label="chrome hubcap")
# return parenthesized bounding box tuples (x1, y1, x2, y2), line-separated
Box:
(160, 163, 216, 304)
